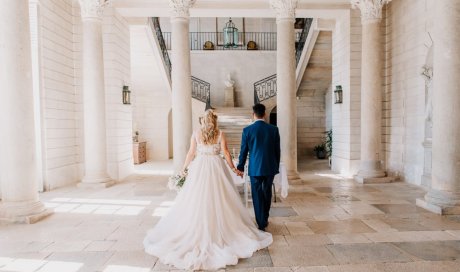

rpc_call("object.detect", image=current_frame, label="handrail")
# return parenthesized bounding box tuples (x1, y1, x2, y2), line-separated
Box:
(150, 17, 171, 79)
(191, 76, 212, 110)
(254, 74, 277, 104)
(295, 18, 313, 64)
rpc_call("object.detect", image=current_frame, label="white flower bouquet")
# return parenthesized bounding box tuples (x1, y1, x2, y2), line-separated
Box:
(168, 169, 188, 191)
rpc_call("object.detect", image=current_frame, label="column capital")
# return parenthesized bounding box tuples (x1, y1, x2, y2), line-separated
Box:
(270, 0, 298, 21)
(351, 0, 392, 24)
(78, 0, 109, 21)
(169, 0, 196, 18)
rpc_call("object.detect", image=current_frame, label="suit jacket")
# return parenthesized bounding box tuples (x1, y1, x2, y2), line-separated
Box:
(237, 120, 281, 177)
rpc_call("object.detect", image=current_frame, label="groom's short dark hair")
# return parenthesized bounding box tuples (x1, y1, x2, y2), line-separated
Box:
(253, 104, 266, 118)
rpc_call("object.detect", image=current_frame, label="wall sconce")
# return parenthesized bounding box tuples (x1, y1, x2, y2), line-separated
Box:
(334, 85, 343, 104)
(122, 85, 131, 105)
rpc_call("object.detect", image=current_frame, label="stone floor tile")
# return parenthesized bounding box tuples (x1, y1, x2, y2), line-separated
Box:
(326, 263, 386, 272)
(339, 203, 385, 216)
(392, 241, 460, 261)
(270, 207, 299, 217)
(382, 261, 460, 272)
(285, 222, 315, 235)
(226, 249, 273, 269)
(284, 234, 332, 246)
(364, 232, 405, 243)
(103, 251, 157, 270)
(45, 251, 114, 272)
(396, 231, 432, 242)
(41, 240, 92, 252)
(253, 267, 291, 272)
(327, 234, 372, 244)
(307, 220, 375, 235)
(291, 266, 329, 272)
(362, 219, 398, 233)
(372, 204, 428, 215)
(446, 230, 460, 238)
(269, 245, 338, 267)
(84, 240, 116, 252)
(326, 243, 414, 264)
(269, 235, 289, 247)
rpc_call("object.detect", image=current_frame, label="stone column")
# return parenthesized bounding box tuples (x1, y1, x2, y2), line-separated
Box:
(270, 0, 300, 182)
(0, 0, 51, 223)
(417, 0, 460, 215)
(169, 0, 195, 172)
(78, 0, 113, 187)
(352, 0, 394, 184)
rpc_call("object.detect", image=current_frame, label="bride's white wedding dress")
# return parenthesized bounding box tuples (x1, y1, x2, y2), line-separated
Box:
(143, 132, 272, 270)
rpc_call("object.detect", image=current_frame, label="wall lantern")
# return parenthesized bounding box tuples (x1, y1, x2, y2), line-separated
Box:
(334, 85, 343, 104)
(223, 18, 238, 48)
(122, 85, 131, 105)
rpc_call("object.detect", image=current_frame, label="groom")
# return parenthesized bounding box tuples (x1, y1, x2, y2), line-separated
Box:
(237, 104, 281, 231)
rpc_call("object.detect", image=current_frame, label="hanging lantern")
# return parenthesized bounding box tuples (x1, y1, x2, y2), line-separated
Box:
(223, 18, 238, 48)
(122, 85, 131, 105)
(334, 85, 343, 104)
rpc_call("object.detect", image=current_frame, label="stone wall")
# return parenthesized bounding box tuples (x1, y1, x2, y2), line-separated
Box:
(190, 51, 276, 108)
(383, 0, 434, 185)
(130, 24, 172, 161)
(296, 31, 332, 158)
(330, 9, 362, 177)
(30, 0, 79, 190)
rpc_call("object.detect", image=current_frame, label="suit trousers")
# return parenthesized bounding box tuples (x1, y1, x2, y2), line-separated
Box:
(250, 175, 274, 230)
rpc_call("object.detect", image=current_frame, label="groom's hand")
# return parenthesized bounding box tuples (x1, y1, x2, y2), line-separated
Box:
(235, 169, 244, 177)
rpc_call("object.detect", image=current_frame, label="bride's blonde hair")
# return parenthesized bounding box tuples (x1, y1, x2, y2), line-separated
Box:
(199, 110, 219, 145)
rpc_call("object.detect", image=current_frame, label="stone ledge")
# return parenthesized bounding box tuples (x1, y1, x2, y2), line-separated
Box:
(77, 180, 115, 189)
(416, 198, 460, 215)
(355, 176, 398, 184)
(0, 209, 53, 224)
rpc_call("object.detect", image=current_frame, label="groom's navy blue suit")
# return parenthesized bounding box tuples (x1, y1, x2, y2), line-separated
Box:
(237, 119, 281, 230)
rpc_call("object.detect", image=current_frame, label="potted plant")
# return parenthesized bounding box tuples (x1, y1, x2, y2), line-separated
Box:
(314, 143, 327, 159)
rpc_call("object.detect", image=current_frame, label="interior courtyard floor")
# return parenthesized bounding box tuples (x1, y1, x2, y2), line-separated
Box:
(1, 159, 460, 272)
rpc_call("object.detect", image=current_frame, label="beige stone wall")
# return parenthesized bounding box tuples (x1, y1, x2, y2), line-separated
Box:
(330, 9, 362, 176)
(30, 0, 79, 190)
(383, 0, 434, 184)
(296, 31, 332, 158)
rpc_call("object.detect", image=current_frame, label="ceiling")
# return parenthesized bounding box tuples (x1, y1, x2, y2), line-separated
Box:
(113, 0, 353, 18)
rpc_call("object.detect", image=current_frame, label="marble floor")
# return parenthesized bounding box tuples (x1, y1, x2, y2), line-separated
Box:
(1, 159, 460, 272)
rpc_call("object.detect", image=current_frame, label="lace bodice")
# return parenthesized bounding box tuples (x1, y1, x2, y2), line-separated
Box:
(195, 131, 221, 156)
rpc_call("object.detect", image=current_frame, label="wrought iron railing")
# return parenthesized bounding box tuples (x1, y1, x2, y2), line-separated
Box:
(161, 32, 279, 51)
(295, 18, 313, 64)
(254, 74, 277, 104)
(150, 17, 171, 79)
(192, 76, 212, 110)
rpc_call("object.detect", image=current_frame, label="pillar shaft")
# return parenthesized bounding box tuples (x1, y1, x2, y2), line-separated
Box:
(276, 18, 298, 179)
(357, 21, 385, 178)
(0, 0, 50, 223)
(170, 1, 194, 173)
(352, 0, 393, 183)
(418, 0, 460, 214)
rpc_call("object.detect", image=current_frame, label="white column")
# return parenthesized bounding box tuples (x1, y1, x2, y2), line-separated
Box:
(270, 0, 300, 182)
(417, 0, 460, 215)
(78, 0, 113, 187)
(352, 0, 394, 184)
(169, 0, 195, 172)
(0, 0, 51, 223)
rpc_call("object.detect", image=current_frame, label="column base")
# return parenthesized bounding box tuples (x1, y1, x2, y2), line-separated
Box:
(0, 201, 52, 224)
(416, 190, 460, 215)
(354, 175, 397, 184)
(78, 176, 115, 189)
(287, 171, 302, 185)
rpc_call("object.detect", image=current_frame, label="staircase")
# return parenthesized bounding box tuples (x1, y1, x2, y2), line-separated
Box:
(215, 107, 253, 156)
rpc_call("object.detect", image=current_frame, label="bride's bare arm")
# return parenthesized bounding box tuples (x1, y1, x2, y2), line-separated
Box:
(220, 132, 242, 176)
(181, 135, 197, 173)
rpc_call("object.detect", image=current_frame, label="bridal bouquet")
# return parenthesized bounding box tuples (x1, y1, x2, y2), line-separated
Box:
(168, 169, 188, 191)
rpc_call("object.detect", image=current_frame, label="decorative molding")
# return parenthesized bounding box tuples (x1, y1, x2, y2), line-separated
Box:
(351, 0, 392, 24)
(269, 0, 298, 19)
(169, 0, 196, 18)
(78, 0, 109, 21)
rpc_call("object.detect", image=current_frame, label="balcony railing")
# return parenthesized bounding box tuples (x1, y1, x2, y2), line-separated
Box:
(162, 32, 281, 51)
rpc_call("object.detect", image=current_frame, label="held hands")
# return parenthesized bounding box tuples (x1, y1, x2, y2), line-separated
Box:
(232, 168, 244, 177)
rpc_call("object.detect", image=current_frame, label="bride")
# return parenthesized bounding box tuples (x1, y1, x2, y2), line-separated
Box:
(143, 110, 273, 270)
